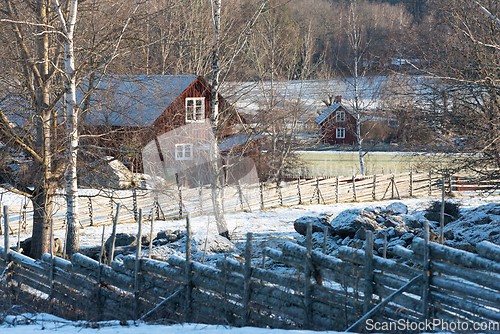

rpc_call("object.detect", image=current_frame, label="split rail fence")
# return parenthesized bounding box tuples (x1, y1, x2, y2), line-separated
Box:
(1, 217, 500, 332)
(2, 170, 486, 235)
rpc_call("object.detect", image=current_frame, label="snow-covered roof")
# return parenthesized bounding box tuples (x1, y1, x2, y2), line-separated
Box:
(314, 102, 349, 125)
(218, 133, 267, 152)
(82, 75, 199, 127)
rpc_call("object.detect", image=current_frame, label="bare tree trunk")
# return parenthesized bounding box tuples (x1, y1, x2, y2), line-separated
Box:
(31, 188, 55, 258)
(30, 0, 56, 259)
(54, 0, 80, 256)
(349, 0, 365, 176)
(210, 0, 228, 238)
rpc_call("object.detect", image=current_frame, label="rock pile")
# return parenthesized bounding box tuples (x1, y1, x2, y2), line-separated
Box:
(101, 228, 237, 263)
(294, 201, 460, 257)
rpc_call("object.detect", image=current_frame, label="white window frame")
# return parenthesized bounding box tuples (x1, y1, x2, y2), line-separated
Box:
(175, 143, 193, 160)
(185, 97, 205, 123)
(336, 128, 345, 139)
(336, 110, 345, 122)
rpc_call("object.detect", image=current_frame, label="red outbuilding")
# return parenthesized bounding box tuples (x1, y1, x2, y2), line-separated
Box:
(81, 75, 241, 172)
(315, 96, 358, 145)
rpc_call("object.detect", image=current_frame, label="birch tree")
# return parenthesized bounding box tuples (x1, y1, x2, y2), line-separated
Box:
(53, 0, 79, 256)
(209, 0, 229, 238)
(347, 0, 367, 176)
(0, 0, 141, 258)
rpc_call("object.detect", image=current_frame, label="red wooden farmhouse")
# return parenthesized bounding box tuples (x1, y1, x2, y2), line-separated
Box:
(315, 96, 358, 145)
(81, 75, 241, 173)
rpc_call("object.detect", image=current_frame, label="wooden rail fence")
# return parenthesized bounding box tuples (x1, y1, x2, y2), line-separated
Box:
(1, 171, 499, 237)
(1, 171, 452, 235)
(1, 217, 500, 332)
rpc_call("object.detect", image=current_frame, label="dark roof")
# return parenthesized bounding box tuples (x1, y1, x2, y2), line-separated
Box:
(314, 102, 347, 125)
(82, 75, 200, 127)
(219, 133, 266, 152)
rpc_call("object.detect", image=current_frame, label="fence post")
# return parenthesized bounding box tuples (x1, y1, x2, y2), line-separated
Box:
(97, 225, 105, 284)
(237, 180, 245, 211)
(372, 175, 376, 200)
(22, 204, 27, 233)
(422, 220, 431, 320)
(409, 169, 414, 197)
(176, 173, 183, 218)
(242, 232, 253, 326)
(391, 174, 395, 199)
(262, 239, 267, 270)
(4, 206, 9, 261)
(428, 170, 432, 196)
(259, 183, 264, 210)
(149, 207, 155, 260)
(363, 231, 374, 315)
(49, 218, 54, 300)
(17, 211, 21, 252)
(96, 225, 106, 319)
(133, 187, 138, 222)
(323, 226, 328, 254)
(276, 179, 283, 206)
(335, 176, 339, 203)
(304, 220, 313, 329)
(108, 204, 120, 265)
(134, 208, 143, 320)
(185, 212, 193, 321)
(198, 186, 204, 215)
(352, 176, 357, 202)
(88, 198, 94, 226)
(297, 178, 302, 205)
(440, 177, 445, 245)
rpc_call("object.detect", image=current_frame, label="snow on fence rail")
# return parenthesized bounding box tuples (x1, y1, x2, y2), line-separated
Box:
(1, 220, 500, 331)
(0, 170, 491, 235)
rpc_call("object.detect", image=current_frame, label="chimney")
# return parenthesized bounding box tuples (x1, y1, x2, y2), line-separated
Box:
(335, 95, 342, 103)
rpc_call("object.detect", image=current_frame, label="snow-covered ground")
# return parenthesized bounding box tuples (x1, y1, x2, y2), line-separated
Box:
(8, 192, 499, 253)
(2, 190, 498, 333)
(0, 313, 442, 334)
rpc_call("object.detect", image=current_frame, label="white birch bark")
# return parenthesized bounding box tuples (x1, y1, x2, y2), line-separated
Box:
(54, 0, 80, 255)
(210, 0, 228, 237)
(348, 0, 365, 176)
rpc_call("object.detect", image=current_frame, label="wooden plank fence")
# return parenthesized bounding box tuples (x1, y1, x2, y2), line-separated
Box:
(1, 171, 448, 235)
(1, 218, 500, 331)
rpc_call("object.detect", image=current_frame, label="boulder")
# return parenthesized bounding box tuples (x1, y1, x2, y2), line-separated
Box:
(384, 227, 396, 239)
(79, 157, 138, 189)
(394, 224, 409, 237)
(189, 231, 236, 253)
(400, 214, 420, 229)
(105, 232, 153, 256)
(444, 230, 454, 241)
(384, 216, 404, 228)
(20, 237, 62, 256)
(329, 209, 382, 238)
(401, 232, 414, 242)
(365, 207, 383, 215)
(387, 238, 407, 252)
(354, 228, 369, 240)
(386, 202, 408, 215)
(374, 238, 386, 252)
(293, 216, 331, 236)
(156, 230, 174, 240)
(155, 229, 184, 242)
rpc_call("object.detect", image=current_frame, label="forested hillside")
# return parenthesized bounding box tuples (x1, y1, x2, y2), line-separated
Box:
(93, 0, 430, 82)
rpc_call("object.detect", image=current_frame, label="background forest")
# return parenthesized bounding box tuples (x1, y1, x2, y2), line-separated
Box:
(97, 0, 428, 81)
